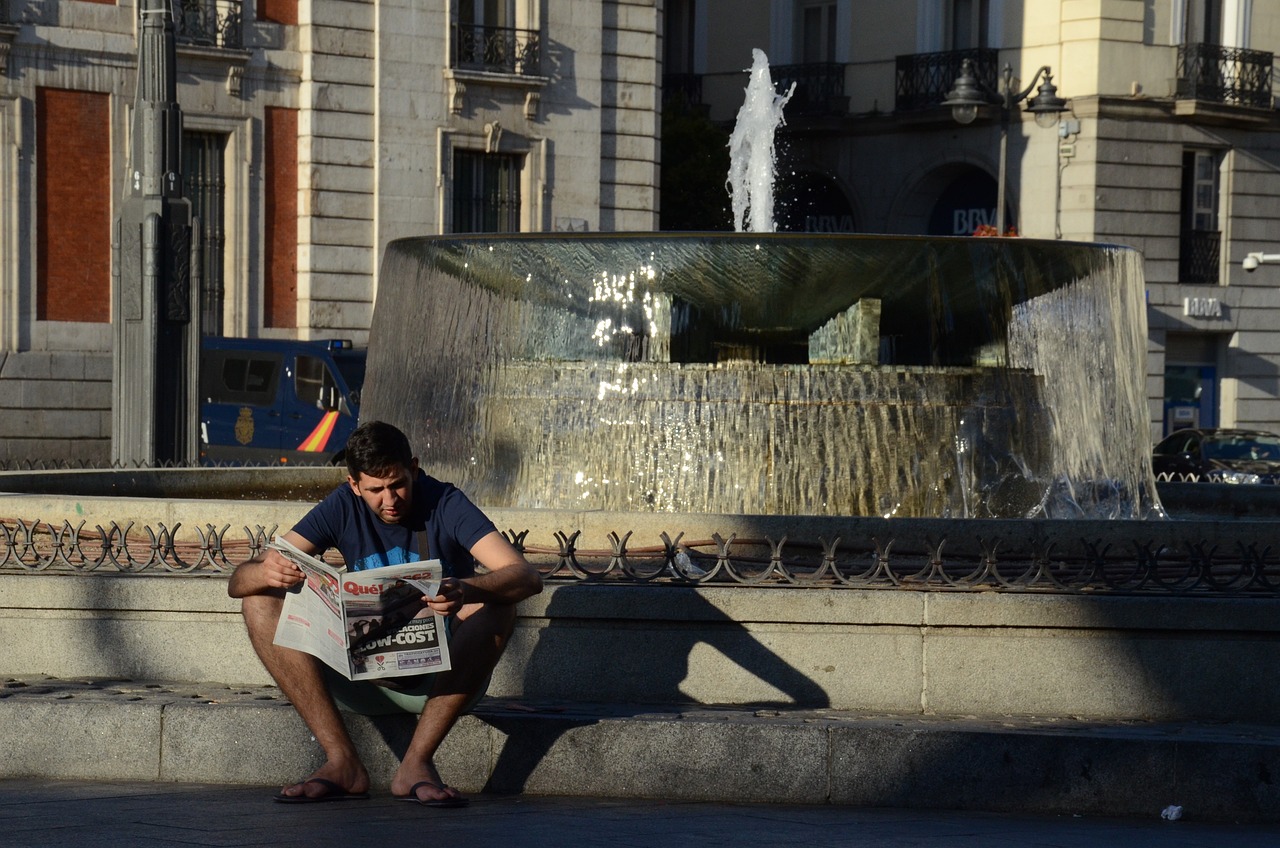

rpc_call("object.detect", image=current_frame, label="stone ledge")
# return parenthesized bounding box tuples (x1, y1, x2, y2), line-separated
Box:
(0, 677, 1276, 821)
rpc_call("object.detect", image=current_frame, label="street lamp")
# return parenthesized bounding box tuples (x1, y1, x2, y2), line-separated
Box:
(942, 59, 1069, 236)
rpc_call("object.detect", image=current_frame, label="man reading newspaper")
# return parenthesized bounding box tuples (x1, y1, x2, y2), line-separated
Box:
(229, 421, 543, 807)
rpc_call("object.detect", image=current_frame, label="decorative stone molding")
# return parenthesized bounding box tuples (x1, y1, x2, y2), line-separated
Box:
(444, 67, 549, 121)
(176, 43, 251, 99)
(449, 78, 467, 115)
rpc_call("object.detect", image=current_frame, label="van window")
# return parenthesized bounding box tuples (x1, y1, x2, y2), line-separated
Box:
(296, 354, 344, 411)
(205, 353, 281, 404)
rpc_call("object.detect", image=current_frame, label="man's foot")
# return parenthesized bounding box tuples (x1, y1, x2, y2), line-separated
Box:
(272, 777, 370, 804)
(274, 761, 371, 803)
(394, 779, 469, 808)
(391, 762, 468, 808)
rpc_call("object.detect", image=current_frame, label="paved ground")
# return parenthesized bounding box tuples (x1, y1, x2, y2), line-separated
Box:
(1, 779, 1277, 848)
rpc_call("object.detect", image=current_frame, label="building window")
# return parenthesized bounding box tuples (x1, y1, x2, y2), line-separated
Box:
(452, 151, 522, 233)
(453, 0, 540, 75)
(1179, 150, 1222, 285)
(949, 0, 991, 50)
(183, 131, 227, 336)
(1181, 0, 1224, 45)
(174, 0, 245, 49)
(797, 1, 837, 63)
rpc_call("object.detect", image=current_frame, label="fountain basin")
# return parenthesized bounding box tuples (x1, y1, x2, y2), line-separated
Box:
(361, 233, 1160, 518)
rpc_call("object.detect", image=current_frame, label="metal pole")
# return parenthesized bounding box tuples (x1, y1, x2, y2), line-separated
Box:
(996, 110, 1008, 236)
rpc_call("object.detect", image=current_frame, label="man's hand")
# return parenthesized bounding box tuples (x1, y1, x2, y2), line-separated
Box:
(228, 530, 318, 598)
(260, 549, 307, 590)
(423, 577, 468, 616)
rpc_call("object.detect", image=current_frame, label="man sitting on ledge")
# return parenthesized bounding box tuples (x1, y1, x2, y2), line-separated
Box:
(229, 420, 543, 806)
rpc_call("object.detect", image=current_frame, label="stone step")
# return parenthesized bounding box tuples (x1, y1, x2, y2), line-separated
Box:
(1, 677, 1277, 822)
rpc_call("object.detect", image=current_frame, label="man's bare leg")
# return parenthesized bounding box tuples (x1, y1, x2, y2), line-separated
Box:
(390, 601, 516, 803)
(241, 593, 371, 799)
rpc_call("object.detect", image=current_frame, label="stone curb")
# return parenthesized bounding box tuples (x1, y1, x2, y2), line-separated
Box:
(1, 677, 1277, 822)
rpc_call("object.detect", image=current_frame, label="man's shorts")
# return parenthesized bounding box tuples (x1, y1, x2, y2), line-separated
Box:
(322, 665, 491, 716)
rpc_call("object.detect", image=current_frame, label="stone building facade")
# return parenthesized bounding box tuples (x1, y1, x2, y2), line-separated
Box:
(0, 0, 660, 464)
(669, 0, 1280, 439)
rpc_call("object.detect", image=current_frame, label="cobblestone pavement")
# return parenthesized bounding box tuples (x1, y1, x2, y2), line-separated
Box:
(1, 779, 1278, 848)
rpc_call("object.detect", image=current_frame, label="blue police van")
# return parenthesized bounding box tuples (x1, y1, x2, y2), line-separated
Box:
(199, 337, 366, 466)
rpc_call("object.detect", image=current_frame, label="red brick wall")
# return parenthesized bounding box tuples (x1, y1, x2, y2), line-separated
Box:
(258, 0, 298, 25)
(263, 106, 299, 329)
(37, 88, 111, 323)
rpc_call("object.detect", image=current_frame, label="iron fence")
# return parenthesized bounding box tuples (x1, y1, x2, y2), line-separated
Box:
(452, 23, 541, 76)
(1177, 43, 1274, 109)
(895, 48, 999, 112)
(3, 516, 1277, 595)
(662, 72, 703, 109)
(769, 62, 846, 116)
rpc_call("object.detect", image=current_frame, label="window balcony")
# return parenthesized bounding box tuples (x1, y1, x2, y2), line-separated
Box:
(452, 24, 541, 76)
(1177, 43, 1274, 109)
(770, 62, 846, 116)
(174, 0, 242, 50)
(1179, 229, 1221, 284)
(895, 48, 999, 112)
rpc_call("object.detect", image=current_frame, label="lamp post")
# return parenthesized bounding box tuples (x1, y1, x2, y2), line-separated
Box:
(942, 59, 1068, 236)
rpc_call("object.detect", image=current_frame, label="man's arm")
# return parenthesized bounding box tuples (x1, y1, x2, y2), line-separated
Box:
(227, 530, 321, 599)
(424, 530, 542, 615)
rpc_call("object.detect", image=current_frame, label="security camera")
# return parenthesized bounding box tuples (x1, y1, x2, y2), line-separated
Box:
(1244, 254, 1260, 272)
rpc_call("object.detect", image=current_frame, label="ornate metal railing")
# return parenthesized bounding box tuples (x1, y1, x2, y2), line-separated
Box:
(770, 62, 845, 116)
(173, 0, 243, 50)
(1177, 43, 1274, 108)
(1179, 229, 1221, 284)
(452, 23, 541, 76)
(663, 72, 703, 109)
(896, 48, 999, 112)
(4, 517, 1278, 595)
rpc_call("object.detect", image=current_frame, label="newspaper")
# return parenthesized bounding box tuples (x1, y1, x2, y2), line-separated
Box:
(269, 536, 452, 681)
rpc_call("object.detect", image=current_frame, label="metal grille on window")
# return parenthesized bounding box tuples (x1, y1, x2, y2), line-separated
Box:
(453, 151, 522, 233)
(182, 132, 227, 335)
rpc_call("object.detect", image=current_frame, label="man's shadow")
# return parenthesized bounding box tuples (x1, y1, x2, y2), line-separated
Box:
(478, 583, 830, 794)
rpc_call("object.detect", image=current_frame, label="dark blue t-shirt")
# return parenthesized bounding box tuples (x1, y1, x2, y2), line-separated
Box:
(291, 471, 496, 578)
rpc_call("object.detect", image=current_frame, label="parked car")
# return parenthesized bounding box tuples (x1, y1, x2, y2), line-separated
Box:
(200, 337, 366, 466)
(1152, 428, 1280, 484)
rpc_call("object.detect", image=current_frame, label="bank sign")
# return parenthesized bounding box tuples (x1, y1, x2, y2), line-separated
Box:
(928, 170, 1006, 236)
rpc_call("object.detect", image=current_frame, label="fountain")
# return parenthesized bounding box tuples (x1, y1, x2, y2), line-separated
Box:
(359, 50, 1157, 519)
(0, 49, 1158, 521)
(358, 233, 1158, 518)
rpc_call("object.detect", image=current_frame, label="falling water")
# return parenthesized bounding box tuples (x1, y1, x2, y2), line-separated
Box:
(361, 233, 1164, 519)
(727, 49, 794, 233)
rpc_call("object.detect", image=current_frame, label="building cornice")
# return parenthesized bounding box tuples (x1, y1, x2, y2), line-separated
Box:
(1073, 95, 1280, 130)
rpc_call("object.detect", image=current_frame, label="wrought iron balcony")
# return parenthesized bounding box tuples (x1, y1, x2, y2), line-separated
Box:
(1177, 43, 1274, 108)
(174, 0, 242, 50)
(1179, 229, 1221, 284)
(452, 23, 541, 76)
(896, 48, 999, 112)
(663, 73, 703, 109)
(769, 62, 845, 116)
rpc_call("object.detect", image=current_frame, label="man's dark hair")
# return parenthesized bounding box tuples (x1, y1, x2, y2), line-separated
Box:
(345, 421, 414, 479)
